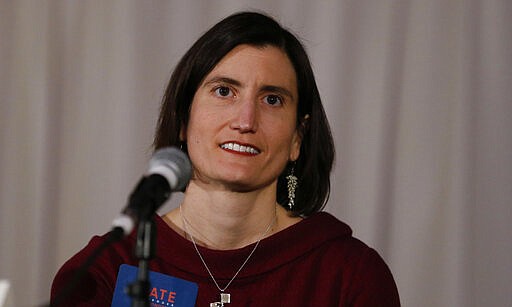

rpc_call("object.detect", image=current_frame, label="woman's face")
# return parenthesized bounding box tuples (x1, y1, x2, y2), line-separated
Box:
(183, 44, 301, 192)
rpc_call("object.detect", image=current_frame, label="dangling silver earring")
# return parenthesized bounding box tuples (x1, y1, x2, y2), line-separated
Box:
(286, 164, 298, 210)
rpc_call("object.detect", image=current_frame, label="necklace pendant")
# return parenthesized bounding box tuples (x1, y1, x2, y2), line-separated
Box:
(210, 293, 230, 307)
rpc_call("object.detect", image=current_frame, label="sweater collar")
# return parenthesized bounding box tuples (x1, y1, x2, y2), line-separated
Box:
(154, 212, 352, 280)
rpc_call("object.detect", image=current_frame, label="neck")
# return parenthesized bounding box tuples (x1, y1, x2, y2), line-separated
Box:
(177, 181, 280, 250)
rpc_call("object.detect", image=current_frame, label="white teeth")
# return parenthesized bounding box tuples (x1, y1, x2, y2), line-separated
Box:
(221, 142, 260, 154)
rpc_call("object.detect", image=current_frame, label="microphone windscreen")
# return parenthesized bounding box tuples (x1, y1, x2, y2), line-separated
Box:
(148, 147, 192, 191)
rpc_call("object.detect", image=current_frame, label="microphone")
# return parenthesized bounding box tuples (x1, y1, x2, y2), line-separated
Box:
(112, 147, 192, 236)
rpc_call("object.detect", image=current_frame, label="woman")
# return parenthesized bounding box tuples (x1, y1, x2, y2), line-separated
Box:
(51, 11, 400, 306)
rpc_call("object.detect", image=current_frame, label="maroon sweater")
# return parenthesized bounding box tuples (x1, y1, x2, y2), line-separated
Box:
(51, 212, 400, 306)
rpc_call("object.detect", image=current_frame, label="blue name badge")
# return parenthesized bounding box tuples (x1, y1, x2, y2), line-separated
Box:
(111, 264, 198, 307)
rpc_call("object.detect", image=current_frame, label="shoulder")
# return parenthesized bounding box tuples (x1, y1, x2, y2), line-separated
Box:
(51, 214, 179, 305)
(298, 211, 355, 251)
(50, 230, 138, 305)
(293, 212, 374, 262)
(298, 212, 401, 305)
(305, 212, 396, 274)
(263, 212, 378, 267)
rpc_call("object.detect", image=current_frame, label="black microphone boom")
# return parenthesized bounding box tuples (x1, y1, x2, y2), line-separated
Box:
(112, 147, 192, 235)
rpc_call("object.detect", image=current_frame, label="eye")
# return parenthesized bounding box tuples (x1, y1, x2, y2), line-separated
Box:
(263, 94, 283, 106)
(214, 86, 233, 97)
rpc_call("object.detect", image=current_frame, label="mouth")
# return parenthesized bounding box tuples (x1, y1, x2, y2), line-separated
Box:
(220, 142, 261, 155)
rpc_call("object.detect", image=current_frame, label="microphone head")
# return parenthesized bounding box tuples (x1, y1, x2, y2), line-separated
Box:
(148, 147, 192, 191)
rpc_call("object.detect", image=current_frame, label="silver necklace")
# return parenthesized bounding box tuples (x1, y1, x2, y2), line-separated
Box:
(179, 204, 276, 307)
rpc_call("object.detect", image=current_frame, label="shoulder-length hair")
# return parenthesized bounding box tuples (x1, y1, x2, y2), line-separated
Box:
(154, 11, 335, 216)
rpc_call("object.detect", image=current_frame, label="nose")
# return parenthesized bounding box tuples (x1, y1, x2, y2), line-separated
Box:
(230, 97, 258, 133)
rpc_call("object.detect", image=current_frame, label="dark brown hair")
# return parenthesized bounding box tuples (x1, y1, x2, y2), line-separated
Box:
(154, 11, 335, 216)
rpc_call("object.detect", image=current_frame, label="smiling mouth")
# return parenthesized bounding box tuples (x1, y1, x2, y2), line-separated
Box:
(220, 142, 260, 155)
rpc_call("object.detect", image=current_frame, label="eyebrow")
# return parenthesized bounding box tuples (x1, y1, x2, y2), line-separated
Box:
(204, 76, 242, 88)
(203, 76, 295, 100)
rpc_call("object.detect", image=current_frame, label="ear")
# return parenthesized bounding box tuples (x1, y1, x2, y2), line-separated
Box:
(179, 124, 187, 142)
(289, 134, 301, 162)
(289, 114, 309, 161)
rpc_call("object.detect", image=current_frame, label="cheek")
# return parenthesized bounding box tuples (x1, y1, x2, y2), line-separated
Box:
(185, 109, 219, 154)
(186, 126, 207, 150)
(186, 107, 212, 138)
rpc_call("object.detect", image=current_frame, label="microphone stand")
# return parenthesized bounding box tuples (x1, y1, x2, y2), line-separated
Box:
(125, 176, 168, 307)
(126, 217, 156, 307)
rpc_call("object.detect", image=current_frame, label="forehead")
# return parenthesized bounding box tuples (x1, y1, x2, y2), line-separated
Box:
(203, 44, 298, 96)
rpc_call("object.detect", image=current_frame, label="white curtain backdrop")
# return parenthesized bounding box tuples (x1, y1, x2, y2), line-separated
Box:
(1, 1, 511, 306)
